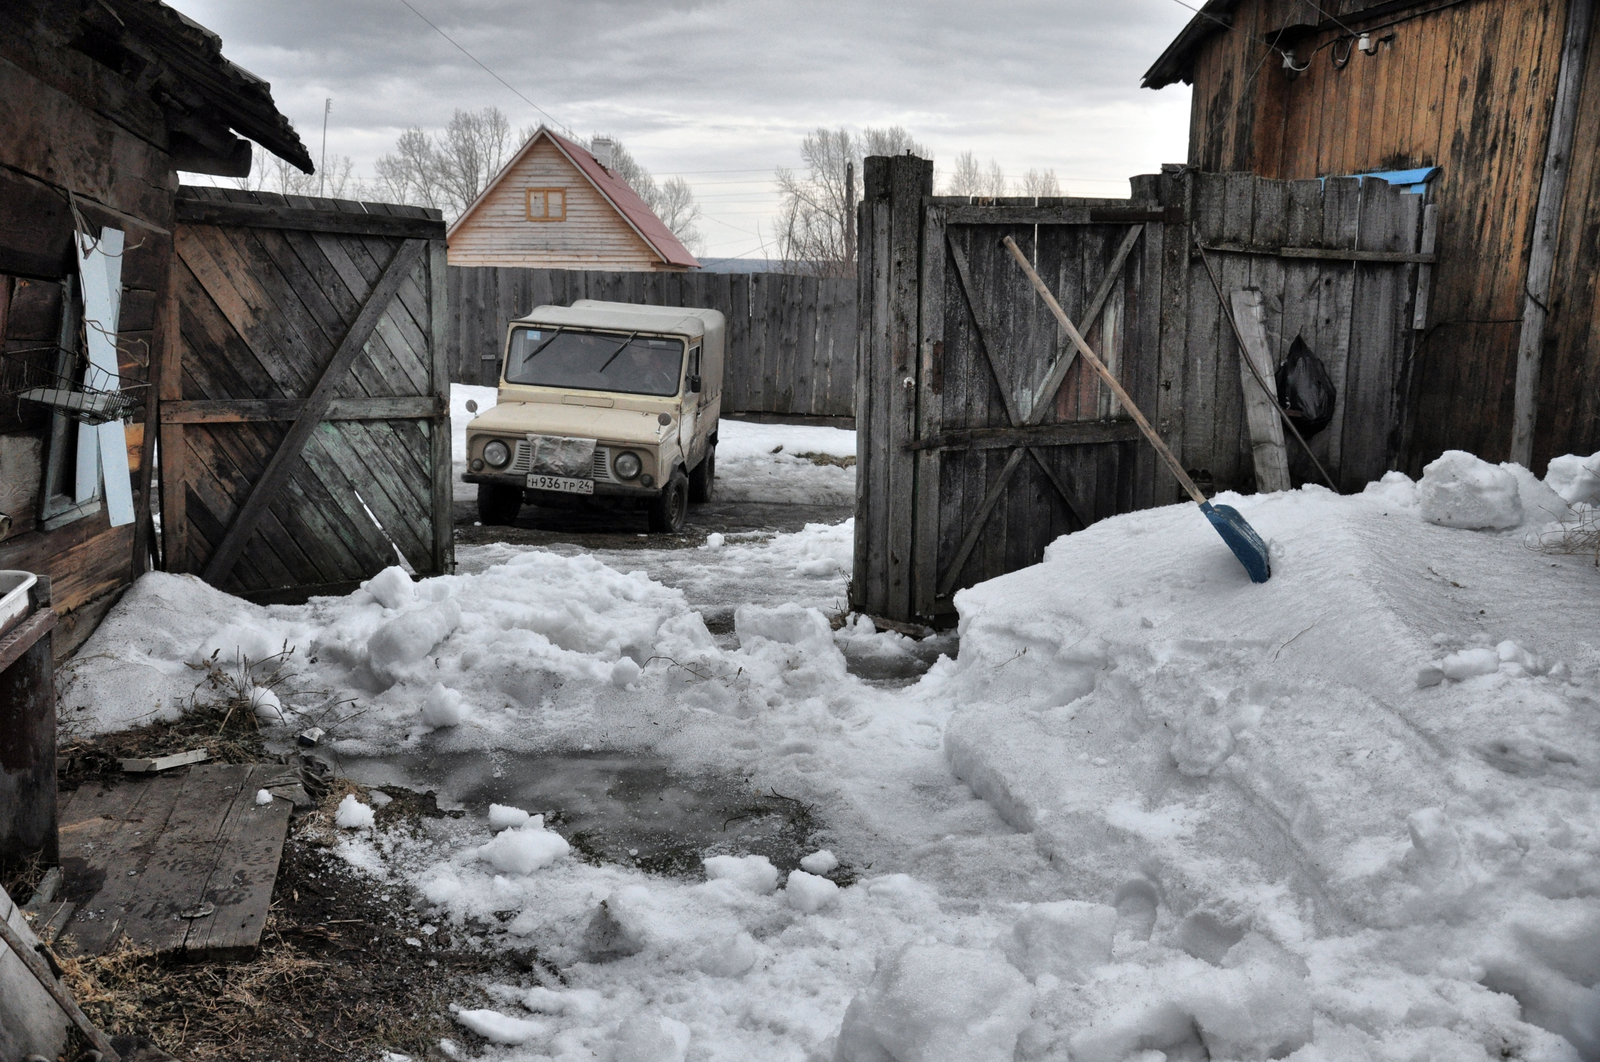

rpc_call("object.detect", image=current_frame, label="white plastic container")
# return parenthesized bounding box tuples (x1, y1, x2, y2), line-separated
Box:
(0, 571, 38, 638)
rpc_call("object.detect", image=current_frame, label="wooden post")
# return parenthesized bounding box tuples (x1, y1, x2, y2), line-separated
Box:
(0, 595, 58, 872)
(850, 154, 932, 620)
(1511, 0, 1593, 468)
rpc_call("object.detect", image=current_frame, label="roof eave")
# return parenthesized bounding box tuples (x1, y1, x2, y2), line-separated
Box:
(1142, 0, 1239, 89)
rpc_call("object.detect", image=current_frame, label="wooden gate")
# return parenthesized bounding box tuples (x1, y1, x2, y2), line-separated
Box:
(160, 188, 453, 602)
(854, 158, 1431, 624)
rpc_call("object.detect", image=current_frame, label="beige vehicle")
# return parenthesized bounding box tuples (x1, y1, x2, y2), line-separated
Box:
(462, 300, 724, 533)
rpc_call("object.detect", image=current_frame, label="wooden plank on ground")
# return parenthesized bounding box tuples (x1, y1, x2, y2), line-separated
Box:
(54, 766, 291, 960)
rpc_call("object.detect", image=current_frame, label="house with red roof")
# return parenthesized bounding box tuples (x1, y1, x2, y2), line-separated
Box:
(446, 127, 699, 271)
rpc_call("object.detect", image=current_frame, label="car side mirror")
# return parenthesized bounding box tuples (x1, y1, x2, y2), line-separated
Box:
(687, 375, 702, 394)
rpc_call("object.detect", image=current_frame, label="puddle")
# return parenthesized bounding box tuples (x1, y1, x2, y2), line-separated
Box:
(839, 629, 958, 688)
(334, 749, 828, 879)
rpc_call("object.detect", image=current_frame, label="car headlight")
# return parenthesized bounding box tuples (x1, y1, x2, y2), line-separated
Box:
(483, 439, 511, 468)
(613, 451, 642, 480)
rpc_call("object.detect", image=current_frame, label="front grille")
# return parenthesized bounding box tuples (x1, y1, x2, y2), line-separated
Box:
(508, 439, 613, 481)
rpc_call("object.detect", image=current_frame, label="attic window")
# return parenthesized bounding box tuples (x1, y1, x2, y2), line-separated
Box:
(525, 188, 567, 222)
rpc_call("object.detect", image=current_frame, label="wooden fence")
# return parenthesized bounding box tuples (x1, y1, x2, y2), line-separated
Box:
(447, 267, 857, 418)
(854, 157, 1433, 623)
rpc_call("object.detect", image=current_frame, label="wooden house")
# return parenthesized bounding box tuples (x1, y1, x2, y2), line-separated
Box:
(447, 127, 700, 271)
(1144, 0, 1600, 473)
(0, 0, 310, 656)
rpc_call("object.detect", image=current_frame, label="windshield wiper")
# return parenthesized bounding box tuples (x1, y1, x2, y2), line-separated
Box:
(523, 327, 565, 360)
(596, 332, 639, 374)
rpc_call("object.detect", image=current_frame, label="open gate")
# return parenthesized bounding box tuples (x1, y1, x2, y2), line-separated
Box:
(854, 157, 1429, 624)
(160, 188, 454, 601)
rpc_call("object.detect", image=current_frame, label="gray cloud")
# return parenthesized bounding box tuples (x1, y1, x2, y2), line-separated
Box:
(177, 0, 1195, 256)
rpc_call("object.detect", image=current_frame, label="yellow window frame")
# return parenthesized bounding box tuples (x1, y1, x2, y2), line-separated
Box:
(525, 187, 567, 222)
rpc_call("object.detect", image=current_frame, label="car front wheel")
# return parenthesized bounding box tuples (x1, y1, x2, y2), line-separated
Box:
(477, 482, 523, 526)
(647, 470, 689, 533)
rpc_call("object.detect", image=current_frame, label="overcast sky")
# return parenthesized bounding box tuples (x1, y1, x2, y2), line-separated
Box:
(174, 0, 1196, 259)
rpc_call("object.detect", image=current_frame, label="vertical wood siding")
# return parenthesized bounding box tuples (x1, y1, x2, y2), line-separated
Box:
(447, 139, 675, 270)
(1181, 0, 1597, 471)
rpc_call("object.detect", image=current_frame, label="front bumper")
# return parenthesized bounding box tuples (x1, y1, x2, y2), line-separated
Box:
(463, 471, 659, 501)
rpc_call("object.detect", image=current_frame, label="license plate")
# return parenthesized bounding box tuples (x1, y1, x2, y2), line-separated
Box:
(527, 473, 593, 495)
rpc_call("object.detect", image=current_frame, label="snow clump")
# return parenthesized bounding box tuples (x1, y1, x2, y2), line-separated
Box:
(334, 794, 374, 829)
(418, 682, 463, 727)
(363, 565, 416, 609)
(452, 1008, 548, 1045)
(702, 854, 779, 895)
(247, 685, 282, 721)
(799, 849, 839, 874)
(1418, 450, 1522, 528)
(487, 803, 532, 830)
(1544, 449, 1600, 504)
(476, 818, 569, 875)
(784, 869, 839, 913)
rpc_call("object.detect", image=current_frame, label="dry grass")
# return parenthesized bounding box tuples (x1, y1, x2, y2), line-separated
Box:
(1527, 506, 1600, 566)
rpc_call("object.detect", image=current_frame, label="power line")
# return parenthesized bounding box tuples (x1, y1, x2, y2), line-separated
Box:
(393, 0, 570, 134)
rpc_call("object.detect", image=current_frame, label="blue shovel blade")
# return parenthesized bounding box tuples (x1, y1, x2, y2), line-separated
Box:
(1200, 502, 1271, 583)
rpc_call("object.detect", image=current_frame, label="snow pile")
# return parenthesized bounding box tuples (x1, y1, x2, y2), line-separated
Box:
(1545, 451, 1600, 506)
(937, 470, 1599, 1061)
(714, 420, 856, 505)
(57, 445, 1600, 1061)
(1416, 450, 1573, 530)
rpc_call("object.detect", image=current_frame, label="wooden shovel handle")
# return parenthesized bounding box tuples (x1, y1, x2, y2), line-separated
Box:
(1002, 235, 1209, 507)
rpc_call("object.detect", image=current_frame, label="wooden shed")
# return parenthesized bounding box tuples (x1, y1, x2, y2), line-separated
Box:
(1145, 0, 1600, 473)
(0, 0, 310, 656)
(447, 127, 700, 271)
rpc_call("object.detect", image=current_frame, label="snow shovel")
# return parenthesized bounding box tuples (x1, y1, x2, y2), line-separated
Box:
(1002, 236, 1271, 583)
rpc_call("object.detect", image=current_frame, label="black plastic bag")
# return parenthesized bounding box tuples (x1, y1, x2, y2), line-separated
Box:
(1275, 336, 1337, 439)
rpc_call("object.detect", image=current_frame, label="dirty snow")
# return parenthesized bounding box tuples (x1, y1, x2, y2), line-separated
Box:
(59, 446, 1600, 1061)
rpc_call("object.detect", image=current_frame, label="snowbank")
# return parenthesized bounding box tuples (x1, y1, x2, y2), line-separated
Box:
(58, 448, 1600, 1061)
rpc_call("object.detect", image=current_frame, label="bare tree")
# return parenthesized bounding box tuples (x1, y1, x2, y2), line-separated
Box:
(373, 107, 514, 220)
(230, 144, 359, 199)
(1021, 168, 1063, 197)
(772, 125, 928, 275)
(944, 151, 1009, 197)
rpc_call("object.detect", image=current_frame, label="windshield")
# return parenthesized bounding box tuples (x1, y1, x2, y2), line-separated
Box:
(503, 327, 685, 396)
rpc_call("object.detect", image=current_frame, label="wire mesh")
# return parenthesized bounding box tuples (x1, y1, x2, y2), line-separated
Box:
(0, 345, 145, 425)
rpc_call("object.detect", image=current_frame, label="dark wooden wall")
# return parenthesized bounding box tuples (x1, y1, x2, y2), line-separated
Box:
(1176, 0, 1599, 472)
(0, 35, 173, 656)
(448, 267, 857, 419)
(855, 160, 1429, 623)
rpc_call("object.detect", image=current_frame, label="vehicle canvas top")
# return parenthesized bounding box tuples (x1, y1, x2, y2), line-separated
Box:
(513, 301, 719, 341)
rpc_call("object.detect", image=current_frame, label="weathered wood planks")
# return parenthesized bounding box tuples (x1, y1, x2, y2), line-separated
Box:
(53, 764, 293, 961)
(164, 187, 454, 600)
(853, 164, 1426, 624)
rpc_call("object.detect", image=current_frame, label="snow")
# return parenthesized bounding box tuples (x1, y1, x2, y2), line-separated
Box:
(1545, 451, 1600, 505)
(55, 447, 1600, 1062)
(452, 1008, 549, 1045)
(783, 869, 839, 913)
(335, 794, 374, 829)
(476, 820, 570, 875)
(800, 849, 839, 875)
(1419, 450, 1523, 528)
(254, 788, 272, 806)
(701, 854, 779, 895)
